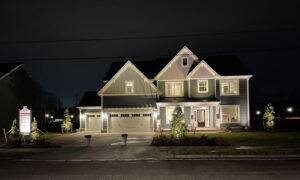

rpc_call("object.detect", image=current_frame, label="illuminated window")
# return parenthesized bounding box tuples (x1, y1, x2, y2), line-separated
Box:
(166, 106, 184, 124)
(181, 57, 188, 67)
(125, 81, 134, 93)
(220, 80, 239, 95)
(166, 82, 183, 97)
(198, 80, 208, 93)
(222, 106, 239, 123)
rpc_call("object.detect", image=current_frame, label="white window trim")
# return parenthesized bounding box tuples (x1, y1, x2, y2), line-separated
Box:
(197, 80, 209, 93)
(125, 80, 134, 94)
(219, 79, 239, 96)
(181, 57, 189, 67)
(165, 81, 184, 97)
(221, 105, 240, 124)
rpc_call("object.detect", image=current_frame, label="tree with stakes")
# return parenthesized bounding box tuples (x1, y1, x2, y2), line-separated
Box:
(30, 117, 40, 143)
(8, 118, 21, 145)
(62, 109, 72, 133)
(263, 103, 275, 131)
(170, 106, 186, 139)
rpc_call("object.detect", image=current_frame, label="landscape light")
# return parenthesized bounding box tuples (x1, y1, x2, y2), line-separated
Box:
(256, 110, 261, 115)
(287, 107, 293, 113)
(70, 114, 74, 118)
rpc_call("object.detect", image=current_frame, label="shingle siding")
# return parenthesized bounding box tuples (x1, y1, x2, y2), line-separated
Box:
(216, 79, 248, 126)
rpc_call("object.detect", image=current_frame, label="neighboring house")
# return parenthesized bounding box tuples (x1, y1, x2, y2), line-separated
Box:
(77, 46, 252, 133)
(0, 63, 42, 130)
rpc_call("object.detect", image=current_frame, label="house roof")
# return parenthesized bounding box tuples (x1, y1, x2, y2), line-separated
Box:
(77, 91, 101, 107)
(0, 63, 22, 79)
(104, 58, 170, 80)
(104, 55, 249, 81)
(157, 97, 220, 103)
(191, 55, 250, 76)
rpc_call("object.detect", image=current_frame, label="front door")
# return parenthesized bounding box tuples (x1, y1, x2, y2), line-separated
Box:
(196, 109, 206, 127)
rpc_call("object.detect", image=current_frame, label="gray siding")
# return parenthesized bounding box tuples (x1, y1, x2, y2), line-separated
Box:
(184, 80, 188, 97)
(190, 79, 215, 98)
(184, 106, 191, 126)
(159, 107, 170, 128)
(216, 79, 248, 126)
(103, 95, 156, 108)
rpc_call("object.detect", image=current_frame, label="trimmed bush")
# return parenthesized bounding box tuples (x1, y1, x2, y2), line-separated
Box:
(151, 134, 230, 146)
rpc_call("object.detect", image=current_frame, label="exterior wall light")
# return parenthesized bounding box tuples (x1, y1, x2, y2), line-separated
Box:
(153, 112, 157, 118)
(287, 107, 293, 113)
(81, 114, 86, 119)
(70, 115, 74, 118)
(103, 113, 108, 119)
(256, 110, 261, 115)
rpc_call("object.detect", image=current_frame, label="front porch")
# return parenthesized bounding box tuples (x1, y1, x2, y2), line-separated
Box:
(156, 101, 221, 131)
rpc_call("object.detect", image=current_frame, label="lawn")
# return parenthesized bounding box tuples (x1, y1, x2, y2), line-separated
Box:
(157, 132, 300, 155)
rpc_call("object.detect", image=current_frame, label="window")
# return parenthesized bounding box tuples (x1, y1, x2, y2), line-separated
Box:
(166, 81, 183, 97)
(220, 80, 239, 95)
(166, 106, 184, 124)
(198, 80, 208, 93)
(132, 114, 140, 117)
(143, 114, 152, 117)
(120, 114, 129, 117)
(222, 106, 239, 123)
(110, 114, 118, 117)
(181, 57, 188, 67)
(125, 81, 134, 93)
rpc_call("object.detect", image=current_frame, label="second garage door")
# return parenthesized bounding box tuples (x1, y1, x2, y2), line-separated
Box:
(110, 112, 153, 133)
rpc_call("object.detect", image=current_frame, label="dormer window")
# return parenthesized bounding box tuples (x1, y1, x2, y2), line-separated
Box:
(125, 81, 134, 93)
(181, 57, 189, 67)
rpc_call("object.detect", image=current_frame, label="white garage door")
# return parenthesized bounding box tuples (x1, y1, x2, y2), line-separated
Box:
(110, 112, 153, 133)
(86, 114, 101, 131)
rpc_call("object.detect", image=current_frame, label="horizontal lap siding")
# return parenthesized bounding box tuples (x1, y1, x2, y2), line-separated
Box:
(159, 107, 170, 128)
(190, 79, 215, 98)
(216, 79, 248, 126)
(184, 106, 191, 126)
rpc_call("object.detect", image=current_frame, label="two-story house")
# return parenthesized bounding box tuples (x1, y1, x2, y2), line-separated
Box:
(77, 46, 252, 133)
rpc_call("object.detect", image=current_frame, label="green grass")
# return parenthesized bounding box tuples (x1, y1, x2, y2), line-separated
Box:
(156, 132, 300, 155)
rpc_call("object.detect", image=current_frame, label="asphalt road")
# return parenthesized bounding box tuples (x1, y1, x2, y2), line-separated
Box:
(1, 160, 300, 180)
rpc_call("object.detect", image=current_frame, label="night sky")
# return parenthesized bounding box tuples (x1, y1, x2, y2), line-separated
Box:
(0, 0, 299, 108)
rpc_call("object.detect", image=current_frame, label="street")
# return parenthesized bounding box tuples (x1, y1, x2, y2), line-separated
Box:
(1, 160, 300, 180)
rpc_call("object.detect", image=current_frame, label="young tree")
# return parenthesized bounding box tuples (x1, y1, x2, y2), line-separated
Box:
(62, 109, 72, 132)
(30, 117, 40, 143)
(263, 103, 275, 131)
(8, 118, 20, 145)
(170, 106, 186, 139)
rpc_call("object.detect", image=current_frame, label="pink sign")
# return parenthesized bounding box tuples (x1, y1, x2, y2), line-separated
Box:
(19, 106, 31, 135)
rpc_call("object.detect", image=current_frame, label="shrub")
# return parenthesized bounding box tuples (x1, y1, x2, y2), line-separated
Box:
(151, 134, 229, 146)
(8, 119, 21, 146)
(30, 117, 40, 144)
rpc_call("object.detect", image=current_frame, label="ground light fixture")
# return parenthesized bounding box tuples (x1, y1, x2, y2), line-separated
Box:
(287, 107, 293, 113)
(256, 110, 261, 115)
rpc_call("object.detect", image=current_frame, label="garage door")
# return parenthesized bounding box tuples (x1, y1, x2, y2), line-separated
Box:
(110, 112, 153, 133)
(86, 114, 101, 131)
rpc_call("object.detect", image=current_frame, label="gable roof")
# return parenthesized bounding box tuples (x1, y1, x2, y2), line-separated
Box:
(99, 60, 159, 95)
(192, 55, 250, 76)
(0, 63, 22, 79)
(154, 46, 198, 80)
(77, 91, 101, 107)
(104, 58, 170, 81)
(187, 60, 220, 79)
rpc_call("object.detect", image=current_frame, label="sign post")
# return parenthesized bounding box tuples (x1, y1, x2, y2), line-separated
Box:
(19, 106, 31, 135)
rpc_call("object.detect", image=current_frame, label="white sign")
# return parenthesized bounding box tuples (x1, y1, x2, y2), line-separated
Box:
(19, 106, 31, 135)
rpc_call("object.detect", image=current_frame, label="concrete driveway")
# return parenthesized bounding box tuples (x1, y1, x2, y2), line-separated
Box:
(26, 132, 170, 160)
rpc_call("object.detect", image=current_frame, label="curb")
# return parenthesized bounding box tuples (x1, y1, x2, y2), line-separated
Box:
(174, 154, 300, 160)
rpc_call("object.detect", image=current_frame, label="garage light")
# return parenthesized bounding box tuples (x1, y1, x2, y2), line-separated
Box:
(81, 114, 86, 119)
(153, 112, 157, 118)
(103, 113, 108, 119)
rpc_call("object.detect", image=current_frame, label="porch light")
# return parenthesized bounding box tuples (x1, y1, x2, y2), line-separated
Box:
(256, 110, 261, 115)
(287, 107, 293, 113)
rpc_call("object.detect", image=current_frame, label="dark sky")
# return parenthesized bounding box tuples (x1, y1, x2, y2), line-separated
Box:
(0, 0, 300, 107)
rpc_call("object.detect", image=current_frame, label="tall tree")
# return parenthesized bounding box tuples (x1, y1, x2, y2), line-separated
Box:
(62, 109, 72, 132)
